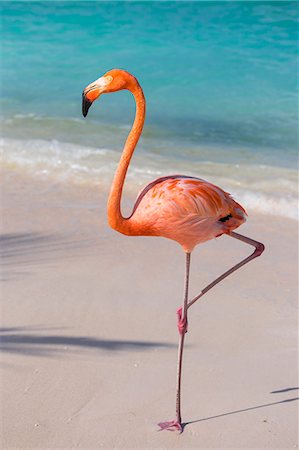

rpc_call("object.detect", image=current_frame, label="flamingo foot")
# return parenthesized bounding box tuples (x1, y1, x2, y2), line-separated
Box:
(176, 307, 188, 335)
(158, 419, 183, 432)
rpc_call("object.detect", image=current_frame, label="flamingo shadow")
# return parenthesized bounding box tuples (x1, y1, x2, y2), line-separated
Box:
(181, 396, 299, 431)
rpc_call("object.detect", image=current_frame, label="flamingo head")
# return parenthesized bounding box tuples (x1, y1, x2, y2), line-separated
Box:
(82, 69, 137, 117)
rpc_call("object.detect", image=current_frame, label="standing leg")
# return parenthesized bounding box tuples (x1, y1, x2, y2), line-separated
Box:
(158, 252, 191, 432)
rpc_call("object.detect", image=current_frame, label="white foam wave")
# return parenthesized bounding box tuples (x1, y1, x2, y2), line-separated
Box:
(233, 190, 298, 221)
(1, 137, 298, 221)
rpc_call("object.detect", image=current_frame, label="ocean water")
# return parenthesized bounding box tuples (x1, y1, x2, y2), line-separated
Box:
(1, 1, 298, 219)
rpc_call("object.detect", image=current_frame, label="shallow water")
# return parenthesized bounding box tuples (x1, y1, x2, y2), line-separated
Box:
(1, 1, 298, 220)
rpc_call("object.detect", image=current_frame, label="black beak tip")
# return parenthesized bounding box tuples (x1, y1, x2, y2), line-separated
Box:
(82, 92, 92, 117)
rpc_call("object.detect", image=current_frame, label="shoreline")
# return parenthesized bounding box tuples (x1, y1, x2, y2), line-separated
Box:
(2, 154, 298, 222)
(1, 168, 298, 449)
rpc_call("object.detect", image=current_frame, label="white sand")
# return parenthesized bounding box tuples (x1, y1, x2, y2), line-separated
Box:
(1, 169, 298, 449)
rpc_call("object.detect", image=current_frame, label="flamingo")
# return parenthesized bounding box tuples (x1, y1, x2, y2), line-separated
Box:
(82, 69, 265, 432)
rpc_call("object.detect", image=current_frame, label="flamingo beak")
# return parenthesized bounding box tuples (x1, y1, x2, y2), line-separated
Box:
(82, 75, 114, 117)
(82, 92, 92, 117)
(82, 85, 101, 117)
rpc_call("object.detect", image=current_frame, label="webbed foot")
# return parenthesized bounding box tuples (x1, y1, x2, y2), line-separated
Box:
(158, 419, 183, 432)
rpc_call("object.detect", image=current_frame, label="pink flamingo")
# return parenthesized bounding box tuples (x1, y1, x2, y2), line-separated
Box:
(82, 69, 265, 432)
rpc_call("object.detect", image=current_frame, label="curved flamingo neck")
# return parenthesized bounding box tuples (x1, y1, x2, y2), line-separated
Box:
(107, 81, 145, 234)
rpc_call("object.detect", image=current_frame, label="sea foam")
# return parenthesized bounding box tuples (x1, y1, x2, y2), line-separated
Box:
(2, 137, 297, 221)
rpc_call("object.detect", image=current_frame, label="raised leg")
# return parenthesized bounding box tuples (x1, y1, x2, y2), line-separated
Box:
(187, 232, 265, 309)
(158, 252, 191, 432)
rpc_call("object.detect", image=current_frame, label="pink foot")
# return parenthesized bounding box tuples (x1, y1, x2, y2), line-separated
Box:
(158, 419, 183, 432)
(176, 307, 188, 335)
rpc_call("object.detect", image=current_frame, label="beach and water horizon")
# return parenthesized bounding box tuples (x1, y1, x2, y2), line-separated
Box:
(1, 1, 298, 220)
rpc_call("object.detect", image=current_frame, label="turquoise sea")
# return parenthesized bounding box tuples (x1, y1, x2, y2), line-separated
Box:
(1, 1, 298, 219)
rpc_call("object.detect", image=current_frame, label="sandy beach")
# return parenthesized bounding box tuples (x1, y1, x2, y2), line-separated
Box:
(1, 168, 298, 449)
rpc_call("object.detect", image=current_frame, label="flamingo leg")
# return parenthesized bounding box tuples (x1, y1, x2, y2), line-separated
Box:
(158, 233, 264, 432)
(158, 252, 191, 433)
(187, 232, 265, 309)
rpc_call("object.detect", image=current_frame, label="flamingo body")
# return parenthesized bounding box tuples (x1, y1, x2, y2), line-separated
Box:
(123, 175, 246, 252)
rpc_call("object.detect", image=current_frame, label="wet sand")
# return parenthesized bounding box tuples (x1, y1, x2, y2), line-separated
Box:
(1, 169, 298, 449)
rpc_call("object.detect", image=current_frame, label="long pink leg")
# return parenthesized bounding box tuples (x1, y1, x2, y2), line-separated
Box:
(158, 252, 191, 433)
(187, 232, 265, 309)
(158, 232, 264, 432)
